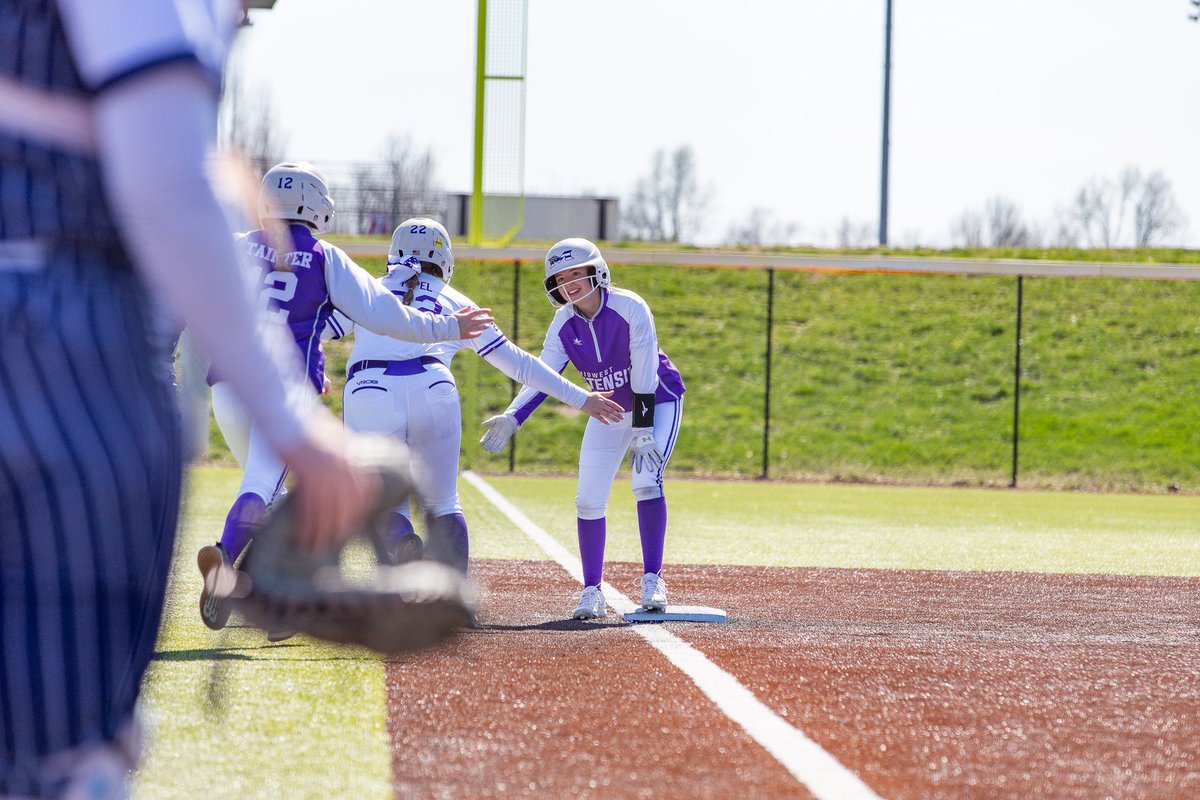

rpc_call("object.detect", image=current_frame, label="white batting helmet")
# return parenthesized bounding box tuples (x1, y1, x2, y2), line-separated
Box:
(259, 162, 335, 234)
(389, 218, 455, 283)
(543, 238, 610, 306)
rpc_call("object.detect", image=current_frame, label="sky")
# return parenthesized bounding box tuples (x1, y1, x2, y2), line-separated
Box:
(232, 0, 1200, 247)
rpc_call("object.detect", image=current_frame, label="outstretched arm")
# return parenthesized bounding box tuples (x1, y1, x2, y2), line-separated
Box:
(324, 245, 493, 341)
(482, 341, 623, 423)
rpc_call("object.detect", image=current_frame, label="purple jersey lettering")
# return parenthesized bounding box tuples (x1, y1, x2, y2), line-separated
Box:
(241, 224, 333, 391)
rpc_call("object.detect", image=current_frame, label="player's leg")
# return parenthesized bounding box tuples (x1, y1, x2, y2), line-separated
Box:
(571, 415, 632, 619)
(406, 367, 468, 572)
(343, 370, 417, 560)
(0, 264, 183, 796)
(210, 380, 251, 467)
(197, 420, 289, 630)
(630, 397, 683, 610)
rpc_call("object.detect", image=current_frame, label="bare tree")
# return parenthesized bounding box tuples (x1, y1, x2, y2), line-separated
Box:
(346, 135, 440, 234)
(835, 217, 875, 248)
(623, 146, 712, 242)
(984, 196, 1036, 246)
(1134, 170, 1184, 246)
(949, 209, 984, 247)
(725, 207, 800, 246)
(1057, 166, 1183, 247)
(949, 197, 1035, 246)
(218, 72, 288, 176)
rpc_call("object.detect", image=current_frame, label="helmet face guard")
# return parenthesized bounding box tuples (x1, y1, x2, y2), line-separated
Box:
(259, 162, 335, 234)
(390, 218, 454, 283)
(543, 238, 610, 306)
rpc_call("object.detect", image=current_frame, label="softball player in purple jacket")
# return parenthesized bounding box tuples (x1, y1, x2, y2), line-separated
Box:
(479, 239, 685, 619)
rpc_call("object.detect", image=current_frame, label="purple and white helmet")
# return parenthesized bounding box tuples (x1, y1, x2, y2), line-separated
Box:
(259, 162, 335, 234)
(543, 238, 611, 306)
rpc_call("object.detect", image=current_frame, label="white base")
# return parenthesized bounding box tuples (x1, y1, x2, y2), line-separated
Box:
(623, 605, 727, 624)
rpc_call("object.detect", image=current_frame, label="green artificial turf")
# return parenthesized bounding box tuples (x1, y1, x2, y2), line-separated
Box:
(478, 473, 1200, 576)
(132, 469, 393, 800)
(132, 467, 1198, 797)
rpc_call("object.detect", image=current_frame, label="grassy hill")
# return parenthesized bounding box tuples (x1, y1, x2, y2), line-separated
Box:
(200, 248, 1200, 493)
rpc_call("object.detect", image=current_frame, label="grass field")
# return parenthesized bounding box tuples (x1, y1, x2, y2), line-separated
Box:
(199, 251, 1200, 493)
(131, 467, 1200, 799)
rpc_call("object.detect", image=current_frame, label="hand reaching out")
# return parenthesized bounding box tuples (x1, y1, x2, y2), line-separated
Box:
(453, 306, 494, 339)
(581, 391, 624, 424)
(479, 411, 518, 454)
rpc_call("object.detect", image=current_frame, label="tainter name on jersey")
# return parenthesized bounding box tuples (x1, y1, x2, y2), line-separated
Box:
(581, 366, 630, 392)
(243, 240, 315, 269)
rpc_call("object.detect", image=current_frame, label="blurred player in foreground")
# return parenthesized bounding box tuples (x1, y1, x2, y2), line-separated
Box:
(340, 219, 623, 574)
(479, 239, 686, 619)
(200, 173, 493, 635)
(0, 1, 423, 795)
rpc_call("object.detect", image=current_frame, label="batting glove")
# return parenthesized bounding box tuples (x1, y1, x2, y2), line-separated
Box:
(479, 412, 518, 454)
(629, 427, 665, 474)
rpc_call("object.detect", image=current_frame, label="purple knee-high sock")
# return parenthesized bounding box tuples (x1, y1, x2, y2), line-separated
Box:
(388, 512, 415, 545)
(427, 512, 469, 573)
(636, 496, 667, 575)
(219, 492, 266, 561)
(577, 517, 607, 587)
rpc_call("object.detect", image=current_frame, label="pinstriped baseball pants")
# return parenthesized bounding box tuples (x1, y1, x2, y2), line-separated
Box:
(0, 257, 183, 796)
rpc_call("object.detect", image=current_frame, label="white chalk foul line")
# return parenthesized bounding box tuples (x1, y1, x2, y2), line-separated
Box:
(463, 471, 884, 800)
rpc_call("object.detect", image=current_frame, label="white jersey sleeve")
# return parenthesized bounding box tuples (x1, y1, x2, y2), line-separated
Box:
(505, 310, 573, 424)
(482, 341, 587, 409)
(325, 310, 352, 340)
(56, 0, 236, 92)
(322, 244, 459, 342)
(627, 294, 661, 396)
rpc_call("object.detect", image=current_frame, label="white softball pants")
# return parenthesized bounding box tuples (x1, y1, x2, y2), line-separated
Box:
(575, 398, 683, 520)
(342, 361, 463, 518)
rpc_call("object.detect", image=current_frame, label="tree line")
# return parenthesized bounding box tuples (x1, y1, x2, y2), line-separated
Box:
(219, 81, 1187, 249)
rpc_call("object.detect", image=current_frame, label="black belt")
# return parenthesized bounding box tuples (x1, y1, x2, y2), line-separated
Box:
(348, 356, 441, 379)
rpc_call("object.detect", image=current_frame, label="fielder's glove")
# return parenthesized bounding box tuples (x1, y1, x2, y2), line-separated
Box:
(629, 427, 665, 474)
(479, 411, 518, 454)
(233, 437, 475, 654)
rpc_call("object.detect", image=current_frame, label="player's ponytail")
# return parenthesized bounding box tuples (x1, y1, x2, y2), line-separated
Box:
(402, 273, 419, 305)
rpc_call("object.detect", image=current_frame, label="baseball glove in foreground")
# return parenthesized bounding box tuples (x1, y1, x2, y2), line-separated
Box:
(233, 439, 475, 654)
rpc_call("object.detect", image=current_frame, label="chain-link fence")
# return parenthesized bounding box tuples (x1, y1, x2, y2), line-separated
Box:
(446, 259, 1200, 492)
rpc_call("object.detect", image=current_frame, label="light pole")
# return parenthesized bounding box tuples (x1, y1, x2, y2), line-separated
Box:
(879, 0, 894, 247)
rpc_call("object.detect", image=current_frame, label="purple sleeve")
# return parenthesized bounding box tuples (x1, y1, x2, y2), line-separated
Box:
(512, 392, 549, 425)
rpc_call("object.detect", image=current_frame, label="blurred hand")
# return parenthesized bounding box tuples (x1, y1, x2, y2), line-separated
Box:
(628, 427, 665, 474)
(277, 413, 380, 551)
(321, 377, 332, 396)
(581, 391, 624, 424)
(453, 307, 495, 339)
(479, 411, 518, 454)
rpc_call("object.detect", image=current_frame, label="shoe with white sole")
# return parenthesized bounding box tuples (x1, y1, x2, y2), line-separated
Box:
(636, 572, 668, 611)
(197, 543, 250, 630)
(266, 629, 296, 643)
(572, 585, 607, 620)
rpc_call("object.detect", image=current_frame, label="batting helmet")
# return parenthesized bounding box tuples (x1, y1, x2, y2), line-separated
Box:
(259, 162, 335, 234)
(390, 218, 455, 283)
(543, 238, 611, 306)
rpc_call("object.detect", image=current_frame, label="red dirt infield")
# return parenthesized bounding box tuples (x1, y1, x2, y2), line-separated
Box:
(385, 560, 1199, 799)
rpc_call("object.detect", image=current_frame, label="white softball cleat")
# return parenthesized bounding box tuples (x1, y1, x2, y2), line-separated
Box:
(636, 572, 668, 611)
(572, 585, 607, 620)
